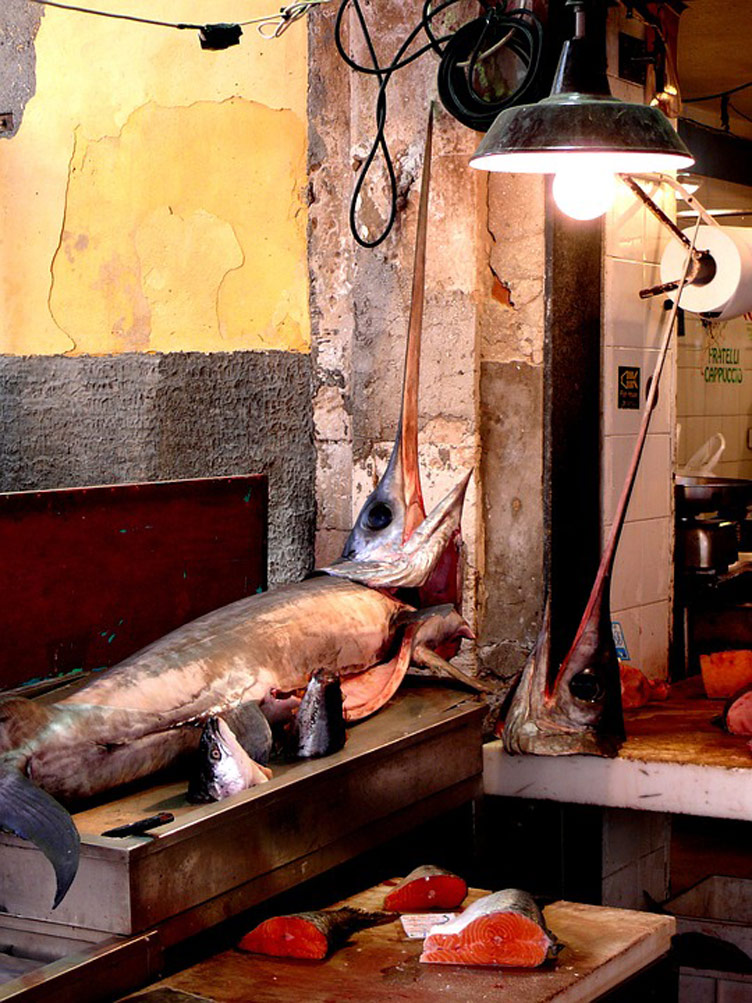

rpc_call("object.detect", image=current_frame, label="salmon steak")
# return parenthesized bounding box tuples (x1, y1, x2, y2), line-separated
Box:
(237, 907, 396, 960)
(384, 865, 467, 912)
(420, 889, 560, 967)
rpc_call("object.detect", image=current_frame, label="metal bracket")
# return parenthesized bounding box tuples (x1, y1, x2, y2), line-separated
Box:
(618, 173, 720, 301)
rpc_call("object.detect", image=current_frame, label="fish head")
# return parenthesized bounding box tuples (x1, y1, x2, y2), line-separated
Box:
(188, 716, 270, 803)
(341, 442, 415, 561)
(324, 471, 471, 593)
(342, 113, 433, 566)
(503, 587, 625, 757)
(547, 586, 625, 739)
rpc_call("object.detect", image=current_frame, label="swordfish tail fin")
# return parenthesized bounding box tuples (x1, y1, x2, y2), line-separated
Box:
(0, 764, 80, 908)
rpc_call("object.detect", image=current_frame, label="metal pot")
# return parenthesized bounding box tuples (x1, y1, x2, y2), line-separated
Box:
(676, 475, 752, 517)
(682, 518, 739, 572)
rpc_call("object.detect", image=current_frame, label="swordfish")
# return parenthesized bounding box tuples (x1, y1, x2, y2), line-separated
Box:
(0, 108, 475, 909)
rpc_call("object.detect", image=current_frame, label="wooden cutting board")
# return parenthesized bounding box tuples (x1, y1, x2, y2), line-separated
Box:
(124, 883, 675, 1003)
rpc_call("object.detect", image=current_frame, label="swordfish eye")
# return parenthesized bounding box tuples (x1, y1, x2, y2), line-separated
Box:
(569, 668, 604, 704)
(210, 746, 222, 761)
(365, 502, 393, 531)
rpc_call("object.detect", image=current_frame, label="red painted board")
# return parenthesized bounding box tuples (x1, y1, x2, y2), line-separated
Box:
(0, 476, 267, 690)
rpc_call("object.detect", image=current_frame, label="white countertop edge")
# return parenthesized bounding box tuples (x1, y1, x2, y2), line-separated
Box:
(482, 740, 752, 821)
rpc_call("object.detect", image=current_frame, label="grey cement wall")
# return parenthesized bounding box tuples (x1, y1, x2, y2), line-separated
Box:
(0, 0, 42, 137)
(0, 352, 315, 584)
(478, 359, 544, 679)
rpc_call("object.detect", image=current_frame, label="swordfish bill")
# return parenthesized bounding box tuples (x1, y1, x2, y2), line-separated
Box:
(339, 106, 466, 611)
(503, 221, 701, 757)
(342, 107, 432, 563)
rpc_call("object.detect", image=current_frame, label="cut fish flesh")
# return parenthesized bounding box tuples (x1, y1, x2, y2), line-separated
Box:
(384, 865, 467, 912)
(420, 889, 560, 967)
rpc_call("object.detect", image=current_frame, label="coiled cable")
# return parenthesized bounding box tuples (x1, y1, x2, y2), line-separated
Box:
(334, 0, 543, 247)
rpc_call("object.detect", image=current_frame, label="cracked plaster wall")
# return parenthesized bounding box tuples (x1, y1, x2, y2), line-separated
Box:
(478, 174, 546, 679)
(0, 2, 308, 355)
(308, 3, 546, 686)
(0, 3, 315, 583)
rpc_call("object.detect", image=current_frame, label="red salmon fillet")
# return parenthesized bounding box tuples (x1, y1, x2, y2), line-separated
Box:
(238, 907, 395, 960)
(420, 889, 559, 967)
(384, 865, 467, 912)
(239, 915, 329, 959)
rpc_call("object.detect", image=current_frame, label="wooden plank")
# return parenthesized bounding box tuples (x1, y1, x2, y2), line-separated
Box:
(0, 476, 267, 689)
(133, 884, 674, 1003)
(619, 676, 752, 769)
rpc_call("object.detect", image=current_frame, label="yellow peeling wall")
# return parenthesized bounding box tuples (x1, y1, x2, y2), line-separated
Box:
(0, 2, 308, 355)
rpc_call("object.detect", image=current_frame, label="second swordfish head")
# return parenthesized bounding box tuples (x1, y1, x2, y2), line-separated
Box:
(337, 107, 467, 609)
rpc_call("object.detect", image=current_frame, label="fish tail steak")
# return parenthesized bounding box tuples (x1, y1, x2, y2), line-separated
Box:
(340, 107, 467, 614)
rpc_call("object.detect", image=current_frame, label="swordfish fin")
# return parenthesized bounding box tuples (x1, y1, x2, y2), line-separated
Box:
(342, 107, 434, 562)
(0, 765, 80, 908)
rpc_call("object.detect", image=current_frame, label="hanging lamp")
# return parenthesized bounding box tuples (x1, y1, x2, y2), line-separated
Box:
(469, 0, 694, 219)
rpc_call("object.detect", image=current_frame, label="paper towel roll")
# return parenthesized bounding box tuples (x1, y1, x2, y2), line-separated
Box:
(660, 225, 752, 320)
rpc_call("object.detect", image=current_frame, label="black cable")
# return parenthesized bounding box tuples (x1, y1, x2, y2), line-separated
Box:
(27, 0, 200, 29)
(438, 6, 542, 131)
(26, 0, 312, 35)
(729, 100, 752, 125)
(335, 0, 542, 247)
(684, 80, 752, 103)
(334, 0, 462, 248)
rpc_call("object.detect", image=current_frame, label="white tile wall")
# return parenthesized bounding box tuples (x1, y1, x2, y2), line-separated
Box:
(603, 434, 672, 524)
(677, 308, 752, 479)
(603, 166, 674, 679)
(675, 174, 752, 478)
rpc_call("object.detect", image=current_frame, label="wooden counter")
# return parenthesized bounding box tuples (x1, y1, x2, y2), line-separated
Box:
(125, 883, 675, 1003)
(484, 678, 752, 820)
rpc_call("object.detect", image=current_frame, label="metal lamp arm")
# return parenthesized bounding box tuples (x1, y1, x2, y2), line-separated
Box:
(617, 173, 719, 299)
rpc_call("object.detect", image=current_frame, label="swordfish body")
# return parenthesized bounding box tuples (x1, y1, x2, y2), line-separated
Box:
(2, 576, 469, 806)
(0, 490, 471, 909)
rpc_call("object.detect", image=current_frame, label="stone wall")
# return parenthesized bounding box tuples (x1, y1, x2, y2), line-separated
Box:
(308, 4, 546, 686)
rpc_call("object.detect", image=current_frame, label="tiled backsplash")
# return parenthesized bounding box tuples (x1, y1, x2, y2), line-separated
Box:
(603, 178, 674, 679)
(676, 176, 752, 479)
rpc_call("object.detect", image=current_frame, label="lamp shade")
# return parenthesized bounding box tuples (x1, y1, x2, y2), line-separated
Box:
(469, 92, 695, 173)
(469, 9, 694, 174)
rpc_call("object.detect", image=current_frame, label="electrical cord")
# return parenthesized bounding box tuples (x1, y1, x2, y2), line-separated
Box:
(334, 0, 543, 247)
(437, 5, 542, 131)
(684, 80, 752, 103)
(26, 0, 329, 45)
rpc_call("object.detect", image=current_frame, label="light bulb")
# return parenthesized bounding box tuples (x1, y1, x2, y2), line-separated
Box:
(552, 167, 616, 220)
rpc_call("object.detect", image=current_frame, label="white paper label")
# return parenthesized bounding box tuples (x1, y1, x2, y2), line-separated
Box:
(400, 913, 457, 939)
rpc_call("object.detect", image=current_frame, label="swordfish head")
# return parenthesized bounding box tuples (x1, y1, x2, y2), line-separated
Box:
(339, 108, 465, 610)
(325, 471, 471, 592)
